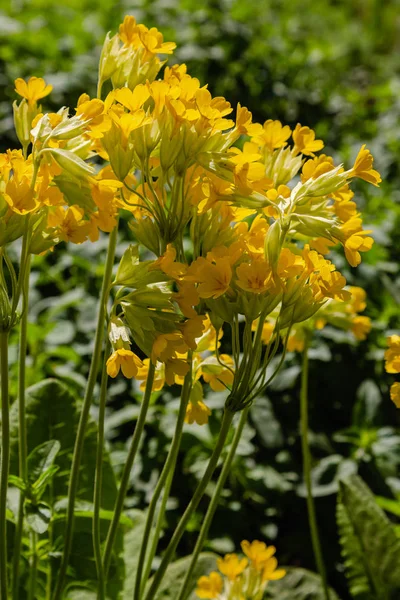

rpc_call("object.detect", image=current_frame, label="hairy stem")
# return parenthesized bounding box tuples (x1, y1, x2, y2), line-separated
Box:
(93, 341, 110, 600)
(12, 255, 31, 599)
(300, 332, 330, 600)
(144, 409, 234, 600)
(177, 407, 249, 600)
(102, 361, 156, 576)
(0, 331, 10, 600)
(135, 364, 193, 600)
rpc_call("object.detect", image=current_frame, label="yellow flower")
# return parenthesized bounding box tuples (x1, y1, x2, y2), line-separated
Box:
(236, 260, 274, 294)
(185, 398, 211, 425)
(292, 123, 324, 156)
(4, 178, 38, 215)
(217, 553, 248, 581)
(15, 76, 53, 105)
(241, 540, 277, 571)
(254, 119, 291, 152)
(201, 355, 235, 392)
(301, 154, 335, 182)
(350, 316, 371, 340)
(235, 103, 263, 136)
(151, 332, 188, 364)
(195, 572, 223, 599)
(187, 257, 232, 299)
(262, 556, 286, 582)
(390, 382, 400, 408)
(106, 348, 143, 378)
(385, 335, 400, 374)
(350, 145, 381, 186)
(344, 231, 374, 267)
(136, 359, 165, 391)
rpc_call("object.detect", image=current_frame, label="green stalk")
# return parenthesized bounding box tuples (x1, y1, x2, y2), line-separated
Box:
(177, 407, 249, 600)
(300, 332, 330, 600)
(143, 409, 234, 600)
(93, 341, 110, 600)
(27, 532, 38, 600)
(102, 361, 156, 577)
(52, 224, 119, 600)
(0, 330, 10, 600)
(12, 254, 31, 599)
(134, 365, 193, 600)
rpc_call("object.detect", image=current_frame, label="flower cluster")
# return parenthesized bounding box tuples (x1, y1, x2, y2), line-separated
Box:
(385, 335, 400, 408)
(1, 15, 380, 414)
(196, 540, 285, 600)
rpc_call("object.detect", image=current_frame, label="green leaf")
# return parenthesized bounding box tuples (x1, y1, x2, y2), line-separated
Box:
(145, 553, 219, 600)
(27, 439, 61, 486)
(338, 475, 400, 600)
(9, 379, 122, 595)
(119, 510, 148, 600)
(266, 567, 341, 600)
(25, 501, 52, 534)
(375, 496, 400, 517)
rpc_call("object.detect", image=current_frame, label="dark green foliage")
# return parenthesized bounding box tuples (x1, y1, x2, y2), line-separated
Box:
(266, 567, 341, 600)
(337, 475, 400, 600)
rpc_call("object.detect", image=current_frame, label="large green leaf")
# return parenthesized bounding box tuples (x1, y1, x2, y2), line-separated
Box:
(266, 567, 341, 600)
(119, 510, 147, 600)
(338, 475, 400, 600)
(8, 379, 123, 596)
(145, 553, 218, 600)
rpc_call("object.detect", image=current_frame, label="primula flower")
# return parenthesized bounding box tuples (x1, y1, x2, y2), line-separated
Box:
(241, 540, 280, 572)
(350, 316, 371, 340)
(385, 335, 400, 373)
(292, 123, 324, 156)
(390, 383, 400, 408)
(15, 76, 52, 105)
(106, 348, 143, 378)
(236, 260, 274, 294)
(187, 257, 232, 299)
(253, 119, 291, 152)
(216, 554, 248, 581)
(185, 398, 212, 425)
(350, 145, 382, 186)
(195, 572, 223, 599)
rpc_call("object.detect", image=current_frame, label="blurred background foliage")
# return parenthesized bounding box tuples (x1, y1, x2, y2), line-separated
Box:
(1, 0, 400, 598)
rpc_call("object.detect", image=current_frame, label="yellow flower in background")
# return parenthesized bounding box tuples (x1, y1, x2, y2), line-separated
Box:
(390, 383, 400, 408)
(351, 144, 382, 186)
(241, 540, 277, 571)
(262, 556, 286, 582)
(106, 348, 143, 378)
(15, 76, 53, 105)
(350, 316, 371, 340)
(216, 553, 248, 581)
(195, 572, 223, 599)
(385, 335, 400, 373)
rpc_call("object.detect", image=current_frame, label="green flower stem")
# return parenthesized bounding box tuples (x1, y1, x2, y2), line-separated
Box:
(144, 408, 234, 600)
(103, 361, 156, 577)
(177, 406, 249, 600)
(28, 532, 38, 600)
(93, 340, 110, 600)
(300, 332, 330, 600)
(140, 462, 174, 595)
(0, 330, 10, 600)
(135, 364, 193, 600)
(12, 255, 31, 600)
(52, 224, 119, 600)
